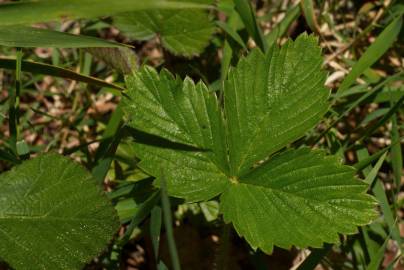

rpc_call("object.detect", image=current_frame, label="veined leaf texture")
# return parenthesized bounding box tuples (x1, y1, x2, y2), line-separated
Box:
(123, 34, 377, 252)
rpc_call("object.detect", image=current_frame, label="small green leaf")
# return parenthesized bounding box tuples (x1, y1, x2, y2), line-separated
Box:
(123, 34, 377, 252)
(338, 15, 403, 93)
(0, 153, 119, 270)
(114, 0, 214, 56)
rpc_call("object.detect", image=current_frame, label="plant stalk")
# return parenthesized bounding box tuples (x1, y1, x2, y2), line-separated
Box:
(8, 48, 22, 155)
(161, 173, 181, 270)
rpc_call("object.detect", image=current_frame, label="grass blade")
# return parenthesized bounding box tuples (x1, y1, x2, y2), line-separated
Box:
(0, 0, 210, 26)
(354, 147, 389, 171)
(314, 73, 403, 144)
(296, 244, 333, 270)
(150, 206, 163, 261)
(161, 171, 181, 270)
(0, 148, 20, 164)
(300, 0, 319, 33)
(366, 234, 389, 270)
(265, 4, 301, 48)
(234, 0, 267, 51)
(92, 110, 124, 184)
(0, 57, 123, 90)
(390, 95, 402, 194)
(216, 21, 247, 49)
(338, 15, 403, 93)
(120, 191, 161, 245)
(357, 148, 402, 250)
(357, 95, 404, 143)
(0, 26, 125, 48)
(363, 152, 387, 186)
(8, 49, 23, 155)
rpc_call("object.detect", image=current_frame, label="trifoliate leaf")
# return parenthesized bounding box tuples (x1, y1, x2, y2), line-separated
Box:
(123, 33, 377, 252)
(0, 154, 119, 270)
(114, 0, 214, 56)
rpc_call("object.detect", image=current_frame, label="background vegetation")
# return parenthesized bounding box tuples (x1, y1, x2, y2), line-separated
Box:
(0, 0, 403, 269)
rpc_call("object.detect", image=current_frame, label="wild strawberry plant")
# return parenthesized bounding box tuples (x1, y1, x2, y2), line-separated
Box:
(122, 34, 377, 253)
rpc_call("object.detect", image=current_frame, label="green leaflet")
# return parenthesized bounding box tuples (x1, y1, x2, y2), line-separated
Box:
(123, 68, 228, 201)
(225, 35, 329, 175)
(123, 34, 377, 252)
(221, 148, 376, 252)
(114, 0, 214, 56)
(0, 154, 119, 269)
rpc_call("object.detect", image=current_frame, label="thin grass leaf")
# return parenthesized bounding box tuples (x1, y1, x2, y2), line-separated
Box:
(356, 95, 404, 144)
(150, 206, 162, 260)
(265, 4, 301, 48)
(0, 57, 123, 90)
(366, 233, 389, 270)
(216, 21, 247, 49)
(161, 172, 181, 270)
(296, 244, 332, 270)
(357, 148, 402, 250)
(0, 0, 210, 26)
(390, 96, 402, 193)
(300, 0, 319, 33)
(363, 152, 387, 186)
(92, 104, 124, 184)
(0, 148, 20, 164)
(373, 85, 404, 103)
(120, 191, 161, 245)
(234, 0, 267, 51)
(91, 130, 122, 184)
(0, 26, 125, 48)
(158, 261, 169, 270)
(360, 108, 390, 126)
(338, 15, 403, 93)
(314, 72, 404, 144)
(8, 49, 22, 156)
(354, 147, 389, 171)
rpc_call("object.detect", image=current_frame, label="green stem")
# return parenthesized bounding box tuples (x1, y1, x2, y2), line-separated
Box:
(161, 173, 181, 270)
(8, 48, 22, 155)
